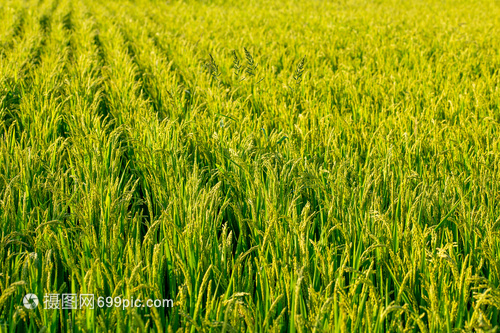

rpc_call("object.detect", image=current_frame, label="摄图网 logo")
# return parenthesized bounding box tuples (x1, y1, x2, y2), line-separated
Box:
(23, 294, 39, 309)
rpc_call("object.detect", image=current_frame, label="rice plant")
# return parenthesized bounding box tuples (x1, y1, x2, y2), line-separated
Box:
(243, 47, 256, 78)
(232, 49, 242, 80)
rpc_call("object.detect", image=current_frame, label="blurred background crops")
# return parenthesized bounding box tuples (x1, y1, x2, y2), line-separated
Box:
(1, 0, 500, 331)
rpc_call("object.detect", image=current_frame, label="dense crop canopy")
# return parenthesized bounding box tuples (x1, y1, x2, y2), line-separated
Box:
(1, 0, 500, 331)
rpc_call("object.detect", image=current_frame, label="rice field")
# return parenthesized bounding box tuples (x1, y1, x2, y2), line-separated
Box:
(1, 0, 500, 331)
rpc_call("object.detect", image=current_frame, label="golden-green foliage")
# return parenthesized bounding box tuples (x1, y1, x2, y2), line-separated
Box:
(1, 0, 500, 331)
